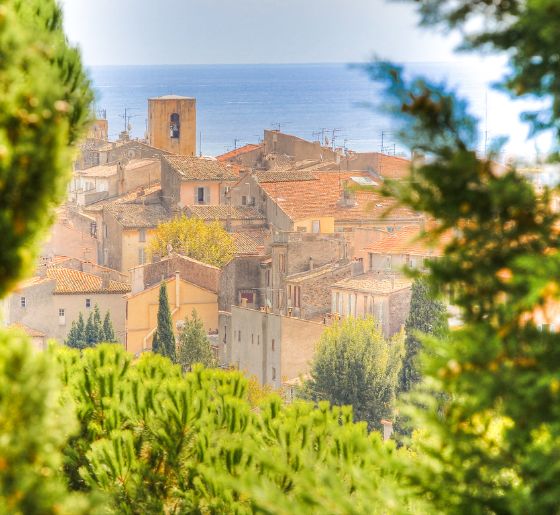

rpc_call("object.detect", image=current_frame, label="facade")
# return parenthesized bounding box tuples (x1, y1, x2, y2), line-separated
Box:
(148, 95, 196, 156)
(70, 158, 160, 205)
(102, 202, 169, 275)
(330, 273, 412, 338)
(227, 305, 326, 388)
(364, 226, 450, 273)
(161, 155, 238, 210)
(125, 273, 218, 356)
(3, 266, 129, 343)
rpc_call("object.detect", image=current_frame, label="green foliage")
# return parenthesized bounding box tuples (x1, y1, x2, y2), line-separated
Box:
(399, 276, 448, 394)
(302, 317, 405, 431)
(65, 312, 86, 349)
(148, 215, 235, 268)
(176, 309, 216, 370)
(0, 0, 92, 297)
(0, 328, 93, 513)
(102, 311, 116, 343)
(66, 307, 117, 348)
(52, 343, 420, 514)
(363, 1, 560, 509)
(152, 282, 176, 361)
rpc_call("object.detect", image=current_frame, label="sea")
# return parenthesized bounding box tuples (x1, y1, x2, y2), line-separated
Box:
(89, 62, 551, 161)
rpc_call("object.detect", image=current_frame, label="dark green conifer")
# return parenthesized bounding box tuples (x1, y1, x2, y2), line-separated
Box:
(152, 282, 176, 361)
(102, 311, 116, 343)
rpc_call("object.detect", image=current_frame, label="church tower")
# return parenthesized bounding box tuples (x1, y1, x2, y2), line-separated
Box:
(148, 95, 196, 155)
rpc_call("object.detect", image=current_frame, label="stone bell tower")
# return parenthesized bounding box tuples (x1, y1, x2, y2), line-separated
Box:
(148, 95, 196, 155)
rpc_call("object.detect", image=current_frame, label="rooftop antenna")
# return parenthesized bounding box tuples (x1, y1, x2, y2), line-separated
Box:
(199, 131, 202, 157)
(331, 128, 342, 150)
(119, 107, 140, 133)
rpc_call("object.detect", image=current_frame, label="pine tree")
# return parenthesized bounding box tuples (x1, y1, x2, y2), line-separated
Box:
(176, 309, 215, 371)
(302, 317, 405, 431)
(399, 277, 448, 393)
(102, 311, 116, 343)
(152, 282, 176, 361)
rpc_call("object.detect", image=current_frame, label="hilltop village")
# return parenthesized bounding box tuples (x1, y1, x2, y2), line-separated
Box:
(2, 95, 447, 390)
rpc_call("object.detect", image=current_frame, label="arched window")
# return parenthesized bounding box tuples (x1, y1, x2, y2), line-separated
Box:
(170, 113, 180, 138)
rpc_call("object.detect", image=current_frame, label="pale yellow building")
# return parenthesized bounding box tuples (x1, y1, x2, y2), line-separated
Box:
(148, 95, 196, 156)
(125, 273, 218, 356)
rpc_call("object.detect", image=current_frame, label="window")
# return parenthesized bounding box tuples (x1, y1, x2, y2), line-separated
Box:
(139, 228, 146, 242)
(138, 247, 146, 265)
(58, 308, 66, 326)
(257, 335, 260, 345)
(385, 256, 392, 270)
(271, 339, 275, 351)
(86, 298, 91, 308)
(312, 220, 321, 233)
(266, 270, 271, 287)
(197, 187, 205, 204)
(20, 297, 26, 308)
(170, 113, 180, 138)
(294, 286, 301, 308)
(271, 367, 276, 381)
(238, 330, 241, 342)
(369, 253, 373, 271)
(278, 253, 286, 273)
(241, 195, 247, 205)
(252, 334, 254, 345)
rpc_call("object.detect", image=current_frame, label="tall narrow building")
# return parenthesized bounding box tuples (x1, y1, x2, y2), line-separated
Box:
(148, 95, 196, 155)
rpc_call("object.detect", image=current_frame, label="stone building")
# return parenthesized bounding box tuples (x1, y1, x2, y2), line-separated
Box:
(330, 273, 412, 338)
(2, 265, 129, 343)
(101, 202, 169, 275)
(161, 155, 238, 211)
(70, 158, 160, 206)
(229, 170, 423, 234)
(148, 95, 196, 156)
(227, 305, 326, 388)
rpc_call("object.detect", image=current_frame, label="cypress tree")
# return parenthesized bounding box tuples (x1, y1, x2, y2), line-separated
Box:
(85, 312, 96, 348)
(153, 282, 176, 361)
(102, 311, 116, 343)
(93, 305, 103, 343)
(399, 277, 448, 394)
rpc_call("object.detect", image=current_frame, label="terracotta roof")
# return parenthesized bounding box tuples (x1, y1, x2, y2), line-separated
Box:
(9, 323, 45, 338)
(84, 183, 161, 213)
(186, 205, 265, 221)
(255, 170, 316, 183)
(164, 155, 238, 181)
(332, 272, 412, 294)
(259, 172, 421, 223)
(364, 226, 451, 256)
(46, 267, 130, 294)
(216, 144, 261, 162)
(346, 153, 411, 180)
(287, 262, 349, 284)
(232, 231, 268, 256)
(106, 203, 169, 228)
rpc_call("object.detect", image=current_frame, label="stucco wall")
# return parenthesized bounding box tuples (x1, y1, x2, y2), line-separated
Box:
(6, 283, 127, 343)
(262, 130, 339, 162)
(126, 277, 218, 355)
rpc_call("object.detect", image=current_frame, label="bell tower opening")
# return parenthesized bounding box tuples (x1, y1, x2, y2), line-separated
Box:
(170, 113, 180, 139)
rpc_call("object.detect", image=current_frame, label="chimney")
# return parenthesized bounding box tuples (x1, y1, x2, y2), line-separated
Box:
(101, 270, 110, 289)
(175, 271, 180, 308)
(308, 257, 314, 271)
(381, 419, 393, 441)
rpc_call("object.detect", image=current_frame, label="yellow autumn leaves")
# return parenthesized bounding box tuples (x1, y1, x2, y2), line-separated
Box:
(148, 216, 235, 268)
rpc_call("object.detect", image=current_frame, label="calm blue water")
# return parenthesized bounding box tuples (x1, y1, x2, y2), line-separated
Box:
(89, 63, 548, 160)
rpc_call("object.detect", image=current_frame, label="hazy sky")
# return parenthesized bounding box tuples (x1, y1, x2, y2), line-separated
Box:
(61, 0, 464, 66)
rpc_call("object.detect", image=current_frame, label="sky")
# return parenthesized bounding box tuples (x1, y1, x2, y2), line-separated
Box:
(61, 0, 464, 66)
